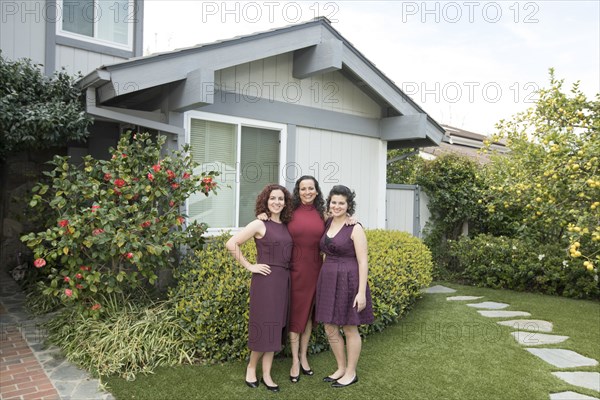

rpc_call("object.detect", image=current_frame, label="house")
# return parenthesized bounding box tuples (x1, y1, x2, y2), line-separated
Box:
(421, 124, 507, 163)
(77, 17, 445, 231)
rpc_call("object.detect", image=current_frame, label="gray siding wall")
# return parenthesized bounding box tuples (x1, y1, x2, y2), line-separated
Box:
(215, 53, 382, 118)
(55, 45, 126, 76)
(292, 126, 385, 229)
(1, 0, 46, 65)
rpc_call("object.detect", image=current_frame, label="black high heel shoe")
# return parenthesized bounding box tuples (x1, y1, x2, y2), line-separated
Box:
(260, 378, 280, 392)
(245, 379, 259, 388)
(300, 366, 314, 376)
(289, 374, 300, 383)
(331, 375, 358, 388)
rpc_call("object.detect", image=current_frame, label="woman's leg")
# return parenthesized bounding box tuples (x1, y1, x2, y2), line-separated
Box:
(336, 325, 361, 384)
(261, 352, 277, 386)
(324, 323, 346, 379)
(289, 331, 300, 377)
(299, 318, 313, 370)
(246, 351, 262, 382)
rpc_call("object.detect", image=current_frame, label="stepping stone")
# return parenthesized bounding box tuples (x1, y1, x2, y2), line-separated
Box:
(526, 349, 598, 368)
(552, 372, 600, 392)
(497, 319, 553, 332)
(447, 296, 484, 301)
(512, 332, 570, 346)
(550, 391, 599, 399)
(423, 285, 456, 293)
(478, 310, 531, 318)
(467, 301, 509, 309)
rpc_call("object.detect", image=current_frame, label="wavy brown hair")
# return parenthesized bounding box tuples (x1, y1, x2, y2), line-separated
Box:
(255, 184, 293, 223)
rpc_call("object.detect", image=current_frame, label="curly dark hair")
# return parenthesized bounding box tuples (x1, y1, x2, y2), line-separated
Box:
(326, 185, 356, 216)
(292, 175, 325, 219)
(255, 184, 293, 223)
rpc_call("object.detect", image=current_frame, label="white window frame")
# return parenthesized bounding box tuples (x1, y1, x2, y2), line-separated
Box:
(56, 0, 134, 51)
(185, 111, 288, 235)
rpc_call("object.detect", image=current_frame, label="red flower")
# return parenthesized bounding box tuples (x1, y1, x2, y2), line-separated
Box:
(182, 172, 191, 179)
(114, 178, 126, 188)
(125, 252, 134, 259)
(65, 289, 73, 297)
(202, 176, 213, 184)
(34, 258, 46, 268)
(76, 284, 84, 289)
(75, 273, 83, 279)
(80, 266, 91, 271)
(92, 228, 104, 235)
(91, 205, 100, 212)
(171, 183, 180, 189)
(58, 219, 69, 227)
(169, 200, 176, 207)
(64, 276, 70, 282)
(167, 170, 176, 181)
(147, 173, 154, 181)
(177, 216, 185, 225)
(91, 303, 101, 311)
(121, 153, 127, 158)
(141, 221, 151, 228)
(104, 173, 112, 181)
(152, 164, 161, 172)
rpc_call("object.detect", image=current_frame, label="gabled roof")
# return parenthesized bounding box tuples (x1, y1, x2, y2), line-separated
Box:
(80, 17, 445, 147)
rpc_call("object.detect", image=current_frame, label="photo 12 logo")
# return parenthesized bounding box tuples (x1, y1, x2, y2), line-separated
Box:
(400, 1, 540, 23)
(200, 1, 340, 23)
(401, 81, 540, 104)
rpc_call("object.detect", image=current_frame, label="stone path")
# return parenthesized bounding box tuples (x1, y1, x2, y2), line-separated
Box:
(426, 284, 600, 400)
(0, 271, 114, 400)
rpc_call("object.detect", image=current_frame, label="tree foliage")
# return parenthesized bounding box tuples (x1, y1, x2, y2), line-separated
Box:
(416, 154, 483, 273)
(482, 69, 599, 273)
(0, 52, 91, 160)
(386, 148, 425, 184)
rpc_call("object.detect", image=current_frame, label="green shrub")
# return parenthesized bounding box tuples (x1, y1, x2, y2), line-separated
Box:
(20, 132, 219, 309)
(449, 234, 599, 299)
(171, 229, 433, 363)
(43, 293, 195, 380)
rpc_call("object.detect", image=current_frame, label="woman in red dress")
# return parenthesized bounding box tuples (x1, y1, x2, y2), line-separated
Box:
(286, 176, 327, 382)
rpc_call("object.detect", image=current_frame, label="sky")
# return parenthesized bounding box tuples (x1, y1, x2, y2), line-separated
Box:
(143, 0, 600, 136)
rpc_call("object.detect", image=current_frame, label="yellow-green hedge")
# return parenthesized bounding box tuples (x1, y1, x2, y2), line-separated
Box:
(170, 230, 432, 363)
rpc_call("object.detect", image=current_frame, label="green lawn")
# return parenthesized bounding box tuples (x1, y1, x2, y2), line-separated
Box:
(105, 283, 600, 399)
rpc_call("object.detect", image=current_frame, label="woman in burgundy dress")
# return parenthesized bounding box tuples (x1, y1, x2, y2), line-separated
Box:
(315, 185, 374, 388)
(226, 184, 293, 393)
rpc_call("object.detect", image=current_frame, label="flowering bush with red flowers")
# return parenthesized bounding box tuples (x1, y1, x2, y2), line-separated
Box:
(21, 132, 219, 309)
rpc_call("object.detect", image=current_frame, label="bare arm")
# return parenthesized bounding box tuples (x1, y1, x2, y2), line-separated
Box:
(351, 224, 368, 312)
(225, 220, 271, 275)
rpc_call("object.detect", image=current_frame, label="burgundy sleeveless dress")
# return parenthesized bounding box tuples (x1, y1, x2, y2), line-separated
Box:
(315, 220, 374, 326)
(248, 220, 293, 352)
(287, 204, 325, 333)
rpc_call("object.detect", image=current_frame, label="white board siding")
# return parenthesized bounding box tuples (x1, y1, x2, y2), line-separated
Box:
(293, 126, 383, 228)
(1, 0, 46, 65)
(55, 45, 126, 76)
(215, 53, 381, 118)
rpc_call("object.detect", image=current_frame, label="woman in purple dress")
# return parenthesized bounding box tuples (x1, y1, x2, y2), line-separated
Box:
(226, 184, 293, 393)
(315, 185, 374, 388)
